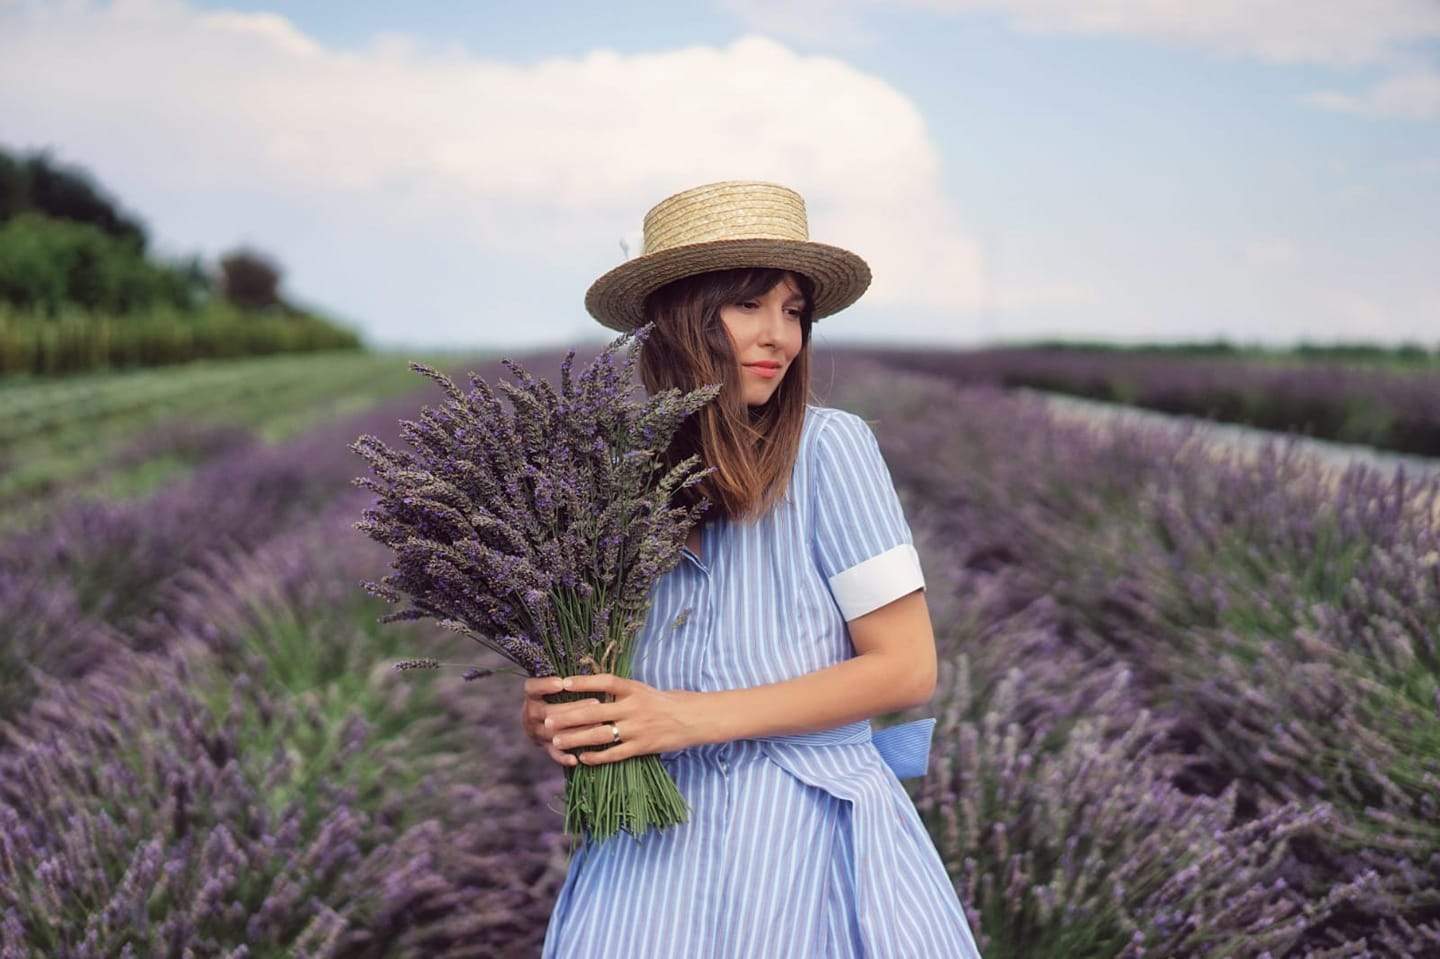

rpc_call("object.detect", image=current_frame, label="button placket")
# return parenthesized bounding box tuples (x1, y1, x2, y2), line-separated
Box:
(690, 563, 727, 774)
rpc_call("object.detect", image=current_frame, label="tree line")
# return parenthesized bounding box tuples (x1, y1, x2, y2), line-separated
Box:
(0, 145, 362, 375)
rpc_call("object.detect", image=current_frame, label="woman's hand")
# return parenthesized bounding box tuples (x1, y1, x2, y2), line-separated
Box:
(521, 676, 588, 767)
(542, 673, 708, 766)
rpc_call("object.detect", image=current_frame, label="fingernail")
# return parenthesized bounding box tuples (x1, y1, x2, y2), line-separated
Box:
(563, 677, 573, 690)
(552, 736, 561, 746)
(544, 718, 553, 729)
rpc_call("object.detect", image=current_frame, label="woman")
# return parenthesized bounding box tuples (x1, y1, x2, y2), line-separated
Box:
(523, 180, 983, 957)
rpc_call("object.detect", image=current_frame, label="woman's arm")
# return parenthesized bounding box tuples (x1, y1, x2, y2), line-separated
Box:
(686, 587, 937, 746)
(545, 590, 938, 763)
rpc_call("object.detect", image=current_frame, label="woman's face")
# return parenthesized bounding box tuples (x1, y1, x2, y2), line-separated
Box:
(718, 273, 806, 408)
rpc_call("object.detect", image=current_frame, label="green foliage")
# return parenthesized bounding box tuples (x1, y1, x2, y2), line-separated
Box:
(0, 348, 478, 536)
(191, 587, 463, 832)
(0, 300, 363, 376)
(0, 144, 350, 374)
(0, 145, 148, 248)
(0, 212, 206, 315)
(218, 246, 283, 310)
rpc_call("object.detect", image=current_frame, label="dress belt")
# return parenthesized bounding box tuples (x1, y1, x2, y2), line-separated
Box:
(751, 716, 936, 780)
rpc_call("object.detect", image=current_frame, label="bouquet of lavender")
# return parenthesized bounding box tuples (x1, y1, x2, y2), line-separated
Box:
(349, 323, 720, 844)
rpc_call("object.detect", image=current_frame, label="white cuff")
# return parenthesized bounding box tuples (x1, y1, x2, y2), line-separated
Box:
(827, 543, 926, 621)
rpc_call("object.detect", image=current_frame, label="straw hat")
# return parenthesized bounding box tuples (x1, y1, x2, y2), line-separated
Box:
(585, 180, 872, 333)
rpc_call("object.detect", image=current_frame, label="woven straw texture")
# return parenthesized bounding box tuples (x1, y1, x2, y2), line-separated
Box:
(585, 180, 872, 333)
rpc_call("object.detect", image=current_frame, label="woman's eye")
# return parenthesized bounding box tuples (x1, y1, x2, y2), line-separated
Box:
(735, 301, 803, 317)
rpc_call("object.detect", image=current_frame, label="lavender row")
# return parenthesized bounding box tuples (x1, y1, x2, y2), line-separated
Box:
(866, 345, 1440, 458)
(822, 354, 1440, 955)
(0, 349, 595, 954)
(0, 349, 590, 728)
(1, 487, 572, 957)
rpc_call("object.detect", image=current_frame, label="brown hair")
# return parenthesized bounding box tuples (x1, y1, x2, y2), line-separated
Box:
(636, 266, 816, 528)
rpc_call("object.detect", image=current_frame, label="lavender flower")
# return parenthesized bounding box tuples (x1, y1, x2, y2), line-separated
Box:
(349, 322, 721, 842)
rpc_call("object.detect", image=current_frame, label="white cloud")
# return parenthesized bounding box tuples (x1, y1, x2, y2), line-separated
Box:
(731, 0, 1440, 68)
(0, 0, 1089, 329)
(908, 0, 1440, 69)
(728, 0, 1440, 120)
(197, 8, 322, 57)
(1305, 67, 1440, 120)
(1242, 237, 1301, 269)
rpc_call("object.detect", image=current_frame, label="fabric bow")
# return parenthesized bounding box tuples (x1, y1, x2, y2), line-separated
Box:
(870, 716, 936, 780)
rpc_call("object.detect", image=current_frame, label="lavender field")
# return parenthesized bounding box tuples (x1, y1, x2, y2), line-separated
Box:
(3, 347, 1438, 957)
(870, 346, 1440, 459)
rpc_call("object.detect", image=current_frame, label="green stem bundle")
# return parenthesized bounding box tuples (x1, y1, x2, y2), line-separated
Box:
(553, 717, 692, 843)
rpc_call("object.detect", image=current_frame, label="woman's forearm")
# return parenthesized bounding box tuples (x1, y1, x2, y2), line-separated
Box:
(685, 651, 930, 747)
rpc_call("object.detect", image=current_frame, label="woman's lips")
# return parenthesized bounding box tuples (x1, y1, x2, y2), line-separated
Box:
(744, 364, 780, 379)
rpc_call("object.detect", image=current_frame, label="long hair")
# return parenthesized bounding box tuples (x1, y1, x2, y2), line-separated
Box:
(636, 266, 816, 528)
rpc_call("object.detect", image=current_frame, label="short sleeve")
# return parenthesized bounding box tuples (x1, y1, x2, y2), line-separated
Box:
(810, 411, 926, 621)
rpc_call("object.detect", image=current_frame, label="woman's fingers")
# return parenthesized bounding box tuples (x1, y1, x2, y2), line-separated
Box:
(552, 723, 620, 752)
(522, 676, 569, 747)
(538, 699, 621, 754)
(523, 703, 552, 747)
(542, 698, 606, 733)
(548, 715, 626, 752)
(546, 743, 579, 766)
(522, 677, 620, 766)
(524, 676, 566, 698)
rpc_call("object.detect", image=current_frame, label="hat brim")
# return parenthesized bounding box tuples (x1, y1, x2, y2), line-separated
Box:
(584, 238, 872, 333)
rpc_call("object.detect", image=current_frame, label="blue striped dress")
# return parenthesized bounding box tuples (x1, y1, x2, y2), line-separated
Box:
(541, 404, 984, 958)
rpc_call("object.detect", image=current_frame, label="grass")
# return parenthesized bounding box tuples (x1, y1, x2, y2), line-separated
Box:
(0, 348, 497, 536)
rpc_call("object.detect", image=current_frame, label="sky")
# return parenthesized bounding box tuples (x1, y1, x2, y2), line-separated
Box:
(1, 0, 1437, 353)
